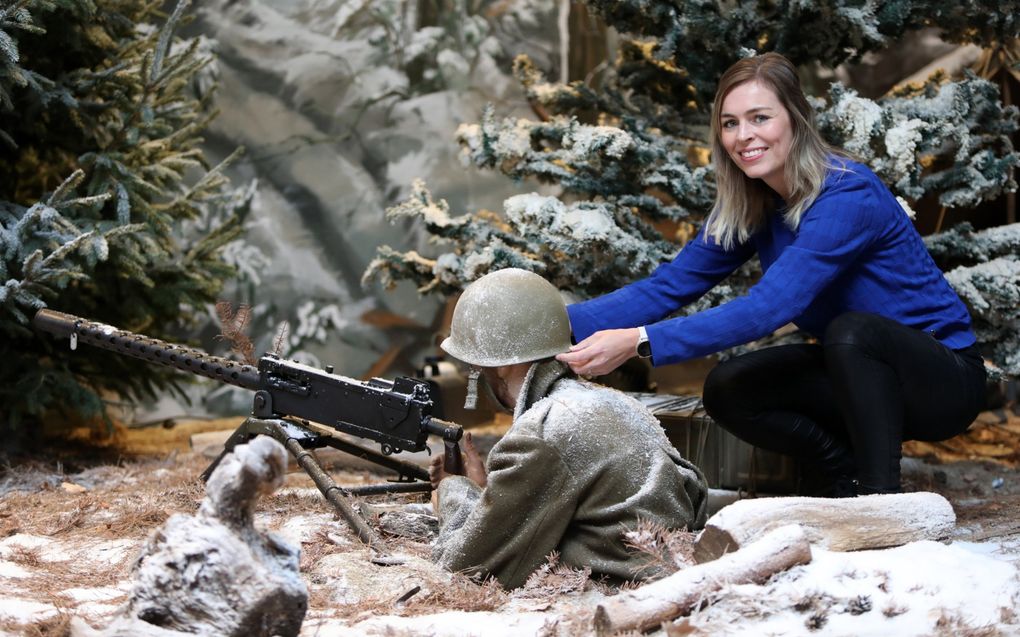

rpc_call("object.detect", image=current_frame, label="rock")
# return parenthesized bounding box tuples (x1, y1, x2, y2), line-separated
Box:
(79, 436, 308, 637)
(378, 509, 439, 541)
(61, 482, 88, 493)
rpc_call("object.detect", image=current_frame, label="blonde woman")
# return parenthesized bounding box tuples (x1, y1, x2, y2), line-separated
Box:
(557, 53, 985, 496)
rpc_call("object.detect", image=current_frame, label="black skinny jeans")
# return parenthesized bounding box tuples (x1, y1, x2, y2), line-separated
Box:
(701, 312, 986, 494)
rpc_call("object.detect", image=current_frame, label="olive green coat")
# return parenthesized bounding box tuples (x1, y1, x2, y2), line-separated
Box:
(433, 360, 708, 589)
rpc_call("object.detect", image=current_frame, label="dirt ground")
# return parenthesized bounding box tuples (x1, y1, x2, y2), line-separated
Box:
(1, 404, 1019, 636)
(0, 417, 611, 636)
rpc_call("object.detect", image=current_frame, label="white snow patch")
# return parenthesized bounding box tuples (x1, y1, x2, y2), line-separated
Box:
(313, 551, 438, 605)
(563, 124, 633, 160)
(896, 196, 916, 220)
(75, 538, 136, 566)
(273, 487, 321, 500)
(74, 602, 124, 618)
(0, 598, 59, 623)
(330, 609, 555, 636)
(1, 533, 134, 568)
(62, 586, 126, 603)
(0, 561, 30, 578)
(883, 118, 925, 181)
(494, 119, 535, 159)
(686, 540, 1020, 636)
(831, 90, 883, 156)
(274, 513, 342, 545)
(0, 533, 51, 557)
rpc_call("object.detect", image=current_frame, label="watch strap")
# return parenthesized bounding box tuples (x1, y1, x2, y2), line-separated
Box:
(636, 326, 652, 358)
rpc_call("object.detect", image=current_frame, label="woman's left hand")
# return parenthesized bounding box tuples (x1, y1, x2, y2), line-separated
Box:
(556, 328, 639, 377)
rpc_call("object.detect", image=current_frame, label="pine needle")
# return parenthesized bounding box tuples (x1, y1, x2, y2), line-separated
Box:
(214, 300, 256, 365)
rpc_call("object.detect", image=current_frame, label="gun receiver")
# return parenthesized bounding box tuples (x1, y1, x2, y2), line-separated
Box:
(34, 308, 466, 550)
(33, 308, 461, 455)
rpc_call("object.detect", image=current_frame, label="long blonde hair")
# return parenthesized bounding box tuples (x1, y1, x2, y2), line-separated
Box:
(705, 53, 844, 250)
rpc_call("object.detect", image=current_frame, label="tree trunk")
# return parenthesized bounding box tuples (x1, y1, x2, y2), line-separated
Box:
(593, 524, 811, 636)
(694, 492, 955, 563)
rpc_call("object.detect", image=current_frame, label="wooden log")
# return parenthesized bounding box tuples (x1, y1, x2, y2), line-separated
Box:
(593, 524, 811, 636)
(694, 491, 955, 563)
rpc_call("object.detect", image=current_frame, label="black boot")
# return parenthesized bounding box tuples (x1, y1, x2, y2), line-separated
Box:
(829, 476, 859, 498)
(800, 438, 858, 498)
(855, 482, 901, 495)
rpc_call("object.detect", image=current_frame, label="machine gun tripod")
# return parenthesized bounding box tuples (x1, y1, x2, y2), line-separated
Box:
(33, 308, 463, 550)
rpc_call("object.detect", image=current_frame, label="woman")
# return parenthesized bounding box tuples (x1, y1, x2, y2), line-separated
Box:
(556, 52, 986, 496)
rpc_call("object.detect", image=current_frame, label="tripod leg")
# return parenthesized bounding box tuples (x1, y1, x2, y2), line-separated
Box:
(261, 420, 386, 551)
(199, 417, 391, 552)
(199, 419, 258, 482)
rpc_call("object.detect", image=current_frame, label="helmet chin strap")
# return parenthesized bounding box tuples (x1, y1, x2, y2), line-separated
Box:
(464, 368, 481, 410)
(463, 367, 511, 413)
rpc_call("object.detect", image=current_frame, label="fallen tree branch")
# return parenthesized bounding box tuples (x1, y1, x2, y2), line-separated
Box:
(593, 524, 811, 636)
(958, 521, 1020, 543)
(694, 492, 955, 563)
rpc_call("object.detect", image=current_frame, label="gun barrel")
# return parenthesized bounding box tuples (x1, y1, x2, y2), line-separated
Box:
(33, 309, 262, 391)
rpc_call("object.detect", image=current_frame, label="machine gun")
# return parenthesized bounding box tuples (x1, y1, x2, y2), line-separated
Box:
(33, 308, 463, 549)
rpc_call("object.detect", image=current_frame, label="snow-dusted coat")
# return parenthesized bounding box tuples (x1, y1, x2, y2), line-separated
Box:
(433, 359, 708, 589)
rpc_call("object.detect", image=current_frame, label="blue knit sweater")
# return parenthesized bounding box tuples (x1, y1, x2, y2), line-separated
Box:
(566, 159, 976, 366)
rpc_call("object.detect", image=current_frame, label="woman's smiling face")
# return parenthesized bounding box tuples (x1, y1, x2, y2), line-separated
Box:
(718, 80, 794, 199)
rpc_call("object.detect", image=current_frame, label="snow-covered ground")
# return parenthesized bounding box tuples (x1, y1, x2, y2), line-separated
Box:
(681, 539, 1020, 636)
(1, 453, 1019, 636)
(1, 521, 1018, 635)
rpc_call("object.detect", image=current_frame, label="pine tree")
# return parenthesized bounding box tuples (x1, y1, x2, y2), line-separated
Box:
(366, 0, 1020, 375)
(926, 222, 1020, 377)
(0, 0, 245, 440)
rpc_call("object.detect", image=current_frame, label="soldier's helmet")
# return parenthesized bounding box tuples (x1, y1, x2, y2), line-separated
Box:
(440, 268, 572, 367)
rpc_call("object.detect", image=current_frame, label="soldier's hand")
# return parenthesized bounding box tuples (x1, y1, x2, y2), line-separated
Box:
(429, 452, 449, 489)
(555, 328, 639, 377)
(462, 432, 487, 488)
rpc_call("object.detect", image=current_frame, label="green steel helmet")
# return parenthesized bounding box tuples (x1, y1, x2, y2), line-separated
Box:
(440, 268, 572, 367)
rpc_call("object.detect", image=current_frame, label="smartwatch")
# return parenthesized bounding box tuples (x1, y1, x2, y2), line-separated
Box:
(636, 326, 652, 358)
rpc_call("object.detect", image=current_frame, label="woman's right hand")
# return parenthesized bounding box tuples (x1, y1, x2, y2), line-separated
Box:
(555, 327, 640, 377)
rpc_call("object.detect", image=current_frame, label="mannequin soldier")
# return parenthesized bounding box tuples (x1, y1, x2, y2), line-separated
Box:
(429, 268, 708, 589)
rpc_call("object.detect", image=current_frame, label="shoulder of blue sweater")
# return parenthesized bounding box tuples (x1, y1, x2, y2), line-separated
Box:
(816, 161, 891, 211)
(823, 156, 876, 188)
(809, 159, 902, 231)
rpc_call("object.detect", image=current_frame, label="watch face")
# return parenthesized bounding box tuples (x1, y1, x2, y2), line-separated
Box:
(637, 340, 652, 358)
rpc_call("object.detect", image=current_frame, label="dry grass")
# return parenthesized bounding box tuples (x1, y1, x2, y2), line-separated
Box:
(882, 601, 909, 617)
(0, 508, 18, 538)
(622, 519, 697, 582)
(6, 425, 1017, 637)
(320, 567, 510, 623)
(1000, 605, 1018, 624)
(791, 591, 835, 614)
(403, 572, 508, 614)
(932, 609, 1005, 636)
(0, 451, 211, 634)
(13, 544, 132, 595)
(98, 502, 173, 537)
(153, 478, 206, 512)
(13, 613, 71, 637)
(0, 597, 76, 637)
(7, 544, 44, 568)
(267, 488, 332, 515)
(384, 533, 434, 560)
(45, 494, 99, 536)
(299, 528, 349, 573)
(1, 454, 206, 537)
(516, 552, 592, 599)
